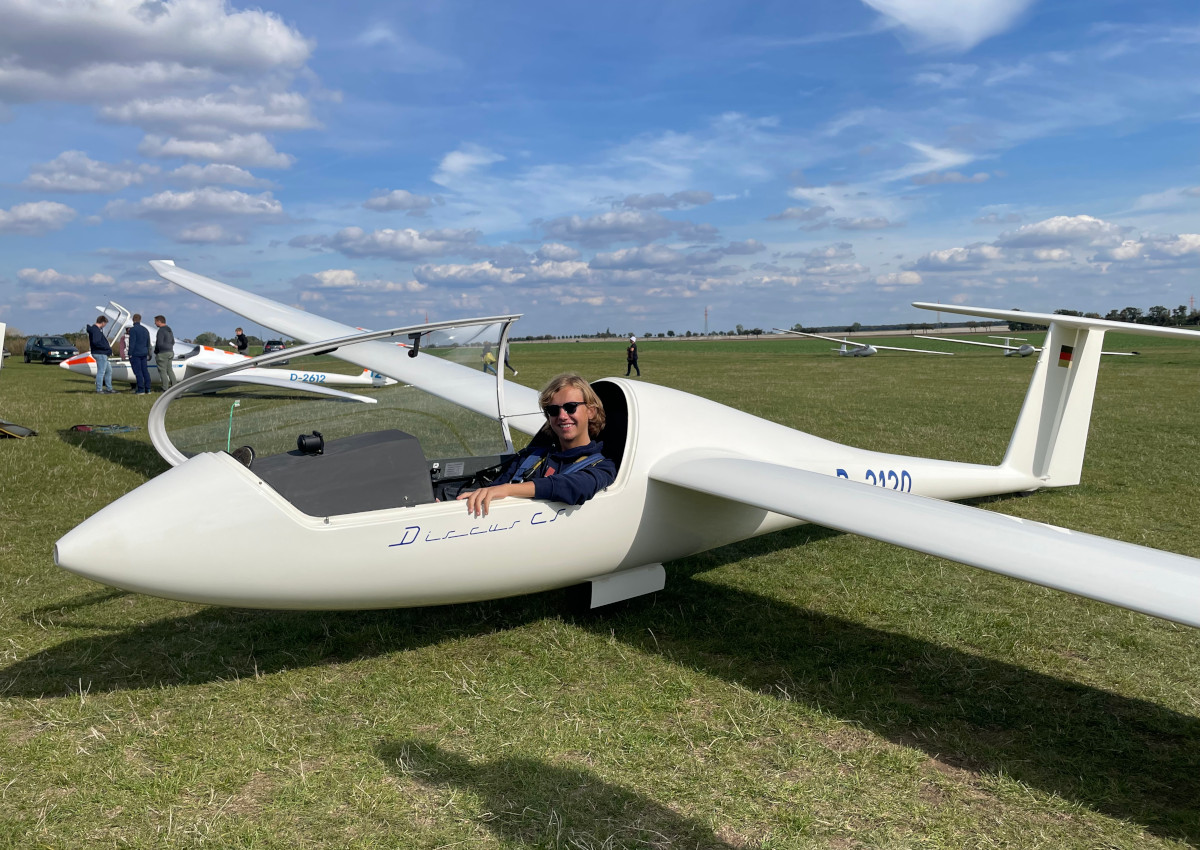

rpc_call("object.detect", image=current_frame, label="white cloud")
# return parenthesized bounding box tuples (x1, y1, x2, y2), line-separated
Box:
(620, 190, 714, 210)
(911, 170, 990, 185)
(875, 271, 922, 285)
(0, 0, 311, 78)
(101, 89, 316, 134)
(535, 243, 581, 262)
(913, 62, 978, 88)
(363, 189, 438, 213)
(912, 243, 1006, 270)
(1091, 234, 1200, 265)
(314, 226, 480, 260)
(23, 150, 158, 193)
(432, 144, 505, 186)
(308, 269, 427, 293)
(413, 262, 524, 287)
(175, 224, 245, 244)
(862, 0, 1036, 52)
(0, 201, 77, 235)
(590, 245, 686, 270)
(721, 239, 767, 255)
(541, 210, 681, 247)
(1130, 185, 1200, 212)
(834, 216, 899, 230)
(768, 205, 832, 222)
(1027, 247, 1072, 262)
(168, 163, 272, 188)
(139, 132, 294, 168)
(997, 214, 1127, 248)
(109, 187, 283, 218)
(18, 267, 114, 287)
(0, 60, 215, 103)
(526, 260, 591, 283)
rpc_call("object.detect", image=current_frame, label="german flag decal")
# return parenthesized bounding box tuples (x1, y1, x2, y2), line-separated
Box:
(1058, 344, 1074, 367)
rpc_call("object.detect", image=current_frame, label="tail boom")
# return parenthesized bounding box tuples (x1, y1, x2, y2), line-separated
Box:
(913, 302, 1200, 487)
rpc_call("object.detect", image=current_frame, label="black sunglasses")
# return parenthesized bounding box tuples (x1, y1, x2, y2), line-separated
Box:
(542, 401, 588, 417)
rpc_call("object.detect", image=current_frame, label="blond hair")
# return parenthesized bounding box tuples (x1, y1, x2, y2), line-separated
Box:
(538, 372, 605, 439)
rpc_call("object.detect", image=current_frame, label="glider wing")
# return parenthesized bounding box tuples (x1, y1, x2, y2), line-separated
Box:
(777, 329, 950, 355)
(192, 371, 377, 403)
(150, 261, 541, 430)
(650, 452, 1200, 627)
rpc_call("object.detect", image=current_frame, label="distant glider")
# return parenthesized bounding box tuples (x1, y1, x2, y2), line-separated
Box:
(61, 301, 396, 402)
(774, 329, 952, 357)
(924, 334, 1138, 357)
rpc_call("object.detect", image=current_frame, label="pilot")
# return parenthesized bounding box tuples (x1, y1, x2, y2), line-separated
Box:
(459, 373, 616, 517)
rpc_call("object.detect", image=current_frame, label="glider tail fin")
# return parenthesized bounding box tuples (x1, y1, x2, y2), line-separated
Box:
(1002, 321, 1107, 487)
(913, 301, 1200, 487)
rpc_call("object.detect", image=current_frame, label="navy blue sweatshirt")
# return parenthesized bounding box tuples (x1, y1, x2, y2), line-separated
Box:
(86, 324, 112, 356)
(496, 440, 616, 506)
(128, 322, 151, 357)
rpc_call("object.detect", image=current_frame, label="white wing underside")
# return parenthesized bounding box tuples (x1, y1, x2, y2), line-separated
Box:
(186, 370, 376, 403)
(923, 336, 1135, 356)
(151, 261, 543, 434)
(651, 453, 1200, 628)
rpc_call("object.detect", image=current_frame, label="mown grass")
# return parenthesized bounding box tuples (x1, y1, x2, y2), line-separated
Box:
(1, 334, 1199, 849)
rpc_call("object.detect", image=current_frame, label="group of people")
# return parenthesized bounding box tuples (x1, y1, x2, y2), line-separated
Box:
(85, 313, 176, 395)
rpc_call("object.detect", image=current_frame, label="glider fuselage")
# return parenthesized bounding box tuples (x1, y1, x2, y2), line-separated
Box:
(53, 377, 1038, 609)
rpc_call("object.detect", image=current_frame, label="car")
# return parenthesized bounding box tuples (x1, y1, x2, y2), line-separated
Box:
(262, 339, 289, 364)
(24, 335, 79, 364)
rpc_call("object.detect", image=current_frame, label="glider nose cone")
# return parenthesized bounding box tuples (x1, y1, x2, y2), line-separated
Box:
(53, 453, 254, 600)
(61, 354, 94, 375)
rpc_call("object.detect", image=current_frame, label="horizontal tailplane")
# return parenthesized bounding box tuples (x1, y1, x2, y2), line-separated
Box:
(913, 303, 1200, 487)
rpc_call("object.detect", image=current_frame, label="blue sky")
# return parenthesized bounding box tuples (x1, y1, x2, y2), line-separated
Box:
(1, 0, 1198, 339)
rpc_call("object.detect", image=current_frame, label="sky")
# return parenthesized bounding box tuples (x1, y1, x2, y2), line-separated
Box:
(1, 0, 1199, 340)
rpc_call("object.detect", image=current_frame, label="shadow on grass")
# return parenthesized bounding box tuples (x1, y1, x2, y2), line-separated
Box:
(377, 739, 738, 849)
(20, 589, 130, 626)
(3, 524, 1197, 841)
(59, 428, 169, 478)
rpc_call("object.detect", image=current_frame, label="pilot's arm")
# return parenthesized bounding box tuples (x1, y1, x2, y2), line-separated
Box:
(458, 482, 535, 517)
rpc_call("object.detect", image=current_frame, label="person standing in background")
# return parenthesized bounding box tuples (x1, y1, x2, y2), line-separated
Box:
(625, 335, 640, 377)
(234, 327, 249, 356)
(86, 316, 114, 393)
(154, 315, 175, 391)
(128, 313, 152, 394)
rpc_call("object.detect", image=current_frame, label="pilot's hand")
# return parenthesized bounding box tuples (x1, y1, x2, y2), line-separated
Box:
(458, 485, 509, 518)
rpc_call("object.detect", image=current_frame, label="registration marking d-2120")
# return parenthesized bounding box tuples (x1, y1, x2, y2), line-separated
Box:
(837, 468, 913, 492)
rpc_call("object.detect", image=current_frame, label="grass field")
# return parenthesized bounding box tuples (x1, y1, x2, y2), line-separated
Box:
(2, 334, 1199, 849)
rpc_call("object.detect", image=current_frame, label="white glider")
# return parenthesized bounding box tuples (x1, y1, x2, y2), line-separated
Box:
(924, 334, 1137, 358)
(61, 300, 396, 401)
(51, 264, 1200, 630)
(775, 328, 952, 357)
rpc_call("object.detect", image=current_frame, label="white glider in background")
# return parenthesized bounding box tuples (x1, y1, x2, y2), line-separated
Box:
(774, 328, 952, 357)
(60, 300, 396, 401)
(924, 334, 1137, 358)
(52, 263, 1200, 633)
